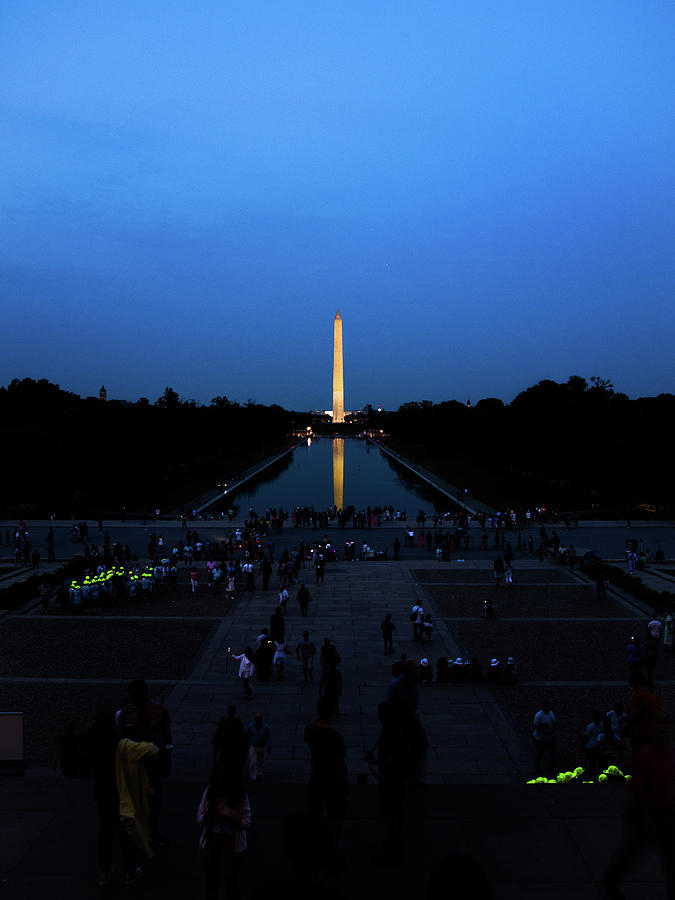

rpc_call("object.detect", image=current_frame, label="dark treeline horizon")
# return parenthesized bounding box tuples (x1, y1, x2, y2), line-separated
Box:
(380, 375, 675, 514)
(2, 375, 674, 516)
(0, 378, 310, 518)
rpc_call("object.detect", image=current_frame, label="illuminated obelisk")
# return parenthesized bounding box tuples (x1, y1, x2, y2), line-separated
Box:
(332, 310, 345, 423)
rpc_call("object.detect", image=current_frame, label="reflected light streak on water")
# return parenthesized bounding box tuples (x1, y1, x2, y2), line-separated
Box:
(221, 438, 450, 514)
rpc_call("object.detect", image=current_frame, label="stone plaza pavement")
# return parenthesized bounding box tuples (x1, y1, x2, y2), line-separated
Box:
(2, 532, 675, 898)
(166, 556, 532, 784)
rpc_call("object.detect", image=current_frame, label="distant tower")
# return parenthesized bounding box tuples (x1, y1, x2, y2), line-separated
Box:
(99, 384, 107, 401)
(332, 310, 344, 423)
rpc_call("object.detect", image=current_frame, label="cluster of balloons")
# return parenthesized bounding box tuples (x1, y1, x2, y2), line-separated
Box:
(527, 765, 631, 784)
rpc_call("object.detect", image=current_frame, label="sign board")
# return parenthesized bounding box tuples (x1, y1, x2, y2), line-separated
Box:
(0, 712, 25, 775)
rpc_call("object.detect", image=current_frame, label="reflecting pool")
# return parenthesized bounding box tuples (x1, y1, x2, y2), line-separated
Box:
(220, 438, 450, 514)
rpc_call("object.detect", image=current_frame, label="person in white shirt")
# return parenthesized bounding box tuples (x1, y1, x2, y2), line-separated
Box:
(229, 648, 255, 699)
(648, 613, 663, 644)
(411, 604, 424, 642)
(278, 586, 289, 611)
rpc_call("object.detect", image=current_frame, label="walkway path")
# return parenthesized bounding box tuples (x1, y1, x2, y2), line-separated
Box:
(2, 538, 674, 897)
(165, 556, 531, 784)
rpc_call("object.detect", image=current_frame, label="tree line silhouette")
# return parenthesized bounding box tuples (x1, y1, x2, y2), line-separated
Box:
(379, 376, 675, 514)
(2, 375, 673, 518)
(0, 379, 307, 518)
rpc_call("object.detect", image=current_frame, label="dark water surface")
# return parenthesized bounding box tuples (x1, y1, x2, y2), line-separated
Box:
(222, 438, 450, 514)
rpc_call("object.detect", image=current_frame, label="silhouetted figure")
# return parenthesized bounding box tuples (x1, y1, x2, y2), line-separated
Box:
(436, 657, 451, 683)
(297, 583, 312, 616)
(117, 679, 172, 846)
(381, 613, 395, 654)
(88, 711, 137, 886)
(270, 606, 285, 643)
(374, 660, 428, 864)
(603, 718, 675, 899)
(211, 706, 249, 773)
(532, 699, 556, 777)
(304, 697, 349, 865)
(320, 663, 343, 716)
(197, 765, 251, 899)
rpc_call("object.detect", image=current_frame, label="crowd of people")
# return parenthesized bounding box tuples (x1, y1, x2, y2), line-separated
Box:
(77, 639, 438, 895)
(6, 511, 674, 897)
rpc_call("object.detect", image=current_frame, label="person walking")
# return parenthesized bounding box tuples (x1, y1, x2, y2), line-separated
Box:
(625, 671, 660, 754)
(532, 700, 556, 777)
(493, 554, 504, 588)
(320, 662, 343, 717)
(39, 578, 51, 614)
(270, 606, 285, 643)
(647, 612, 663, 649)
(88, 711, 138, 887)
(319, 638, 341, 675)
(247, 714, 271, 783)
(422, 613, 434, 643)
(627, 635, 646, 679)
(273, 639, 287, 681)
(410, 603, 424, 642)
(381, 614, 395, 655)
(297, 583, 312, 617)
(602, 718, 675, 899)
(581, 710, 604, 780)
(197, 767, 251, 900)
(243, 561, 255, 591)
(278, 585, 289, 612)
(304, 697, 349, 866)
(117, 679, 173, 848)
(503, 562, 513, 587)
(314, 554, 325, 585)
(259, 556, 272, 591)
(296, 631, 317, 682)
(190, 567, 199, 594)
(229, 648, 256, 700)
(211, 707, 248, 774)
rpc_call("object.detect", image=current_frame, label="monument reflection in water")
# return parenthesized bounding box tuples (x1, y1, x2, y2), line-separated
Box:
(332, 438, 344, 510)
(219, 437, 449, 513)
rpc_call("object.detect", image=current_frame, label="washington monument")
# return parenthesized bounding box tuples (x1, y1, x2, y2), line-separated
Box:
(332, 310, 345, 423)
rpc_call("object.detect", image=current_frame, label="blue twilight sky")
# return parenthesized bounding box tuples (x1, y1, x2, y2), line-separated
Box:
(2, 1, 674, 410)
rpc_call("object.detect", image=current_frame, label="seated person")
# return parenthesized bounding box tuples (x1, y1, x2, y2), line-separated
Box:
(469, 657, 483, 684)
(419, 658, 434, 683)
(485, 658, 502, 683)
(501, 656, 518, 684)
(447, 658, 463, 684)
(436, 657, 451, 683)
